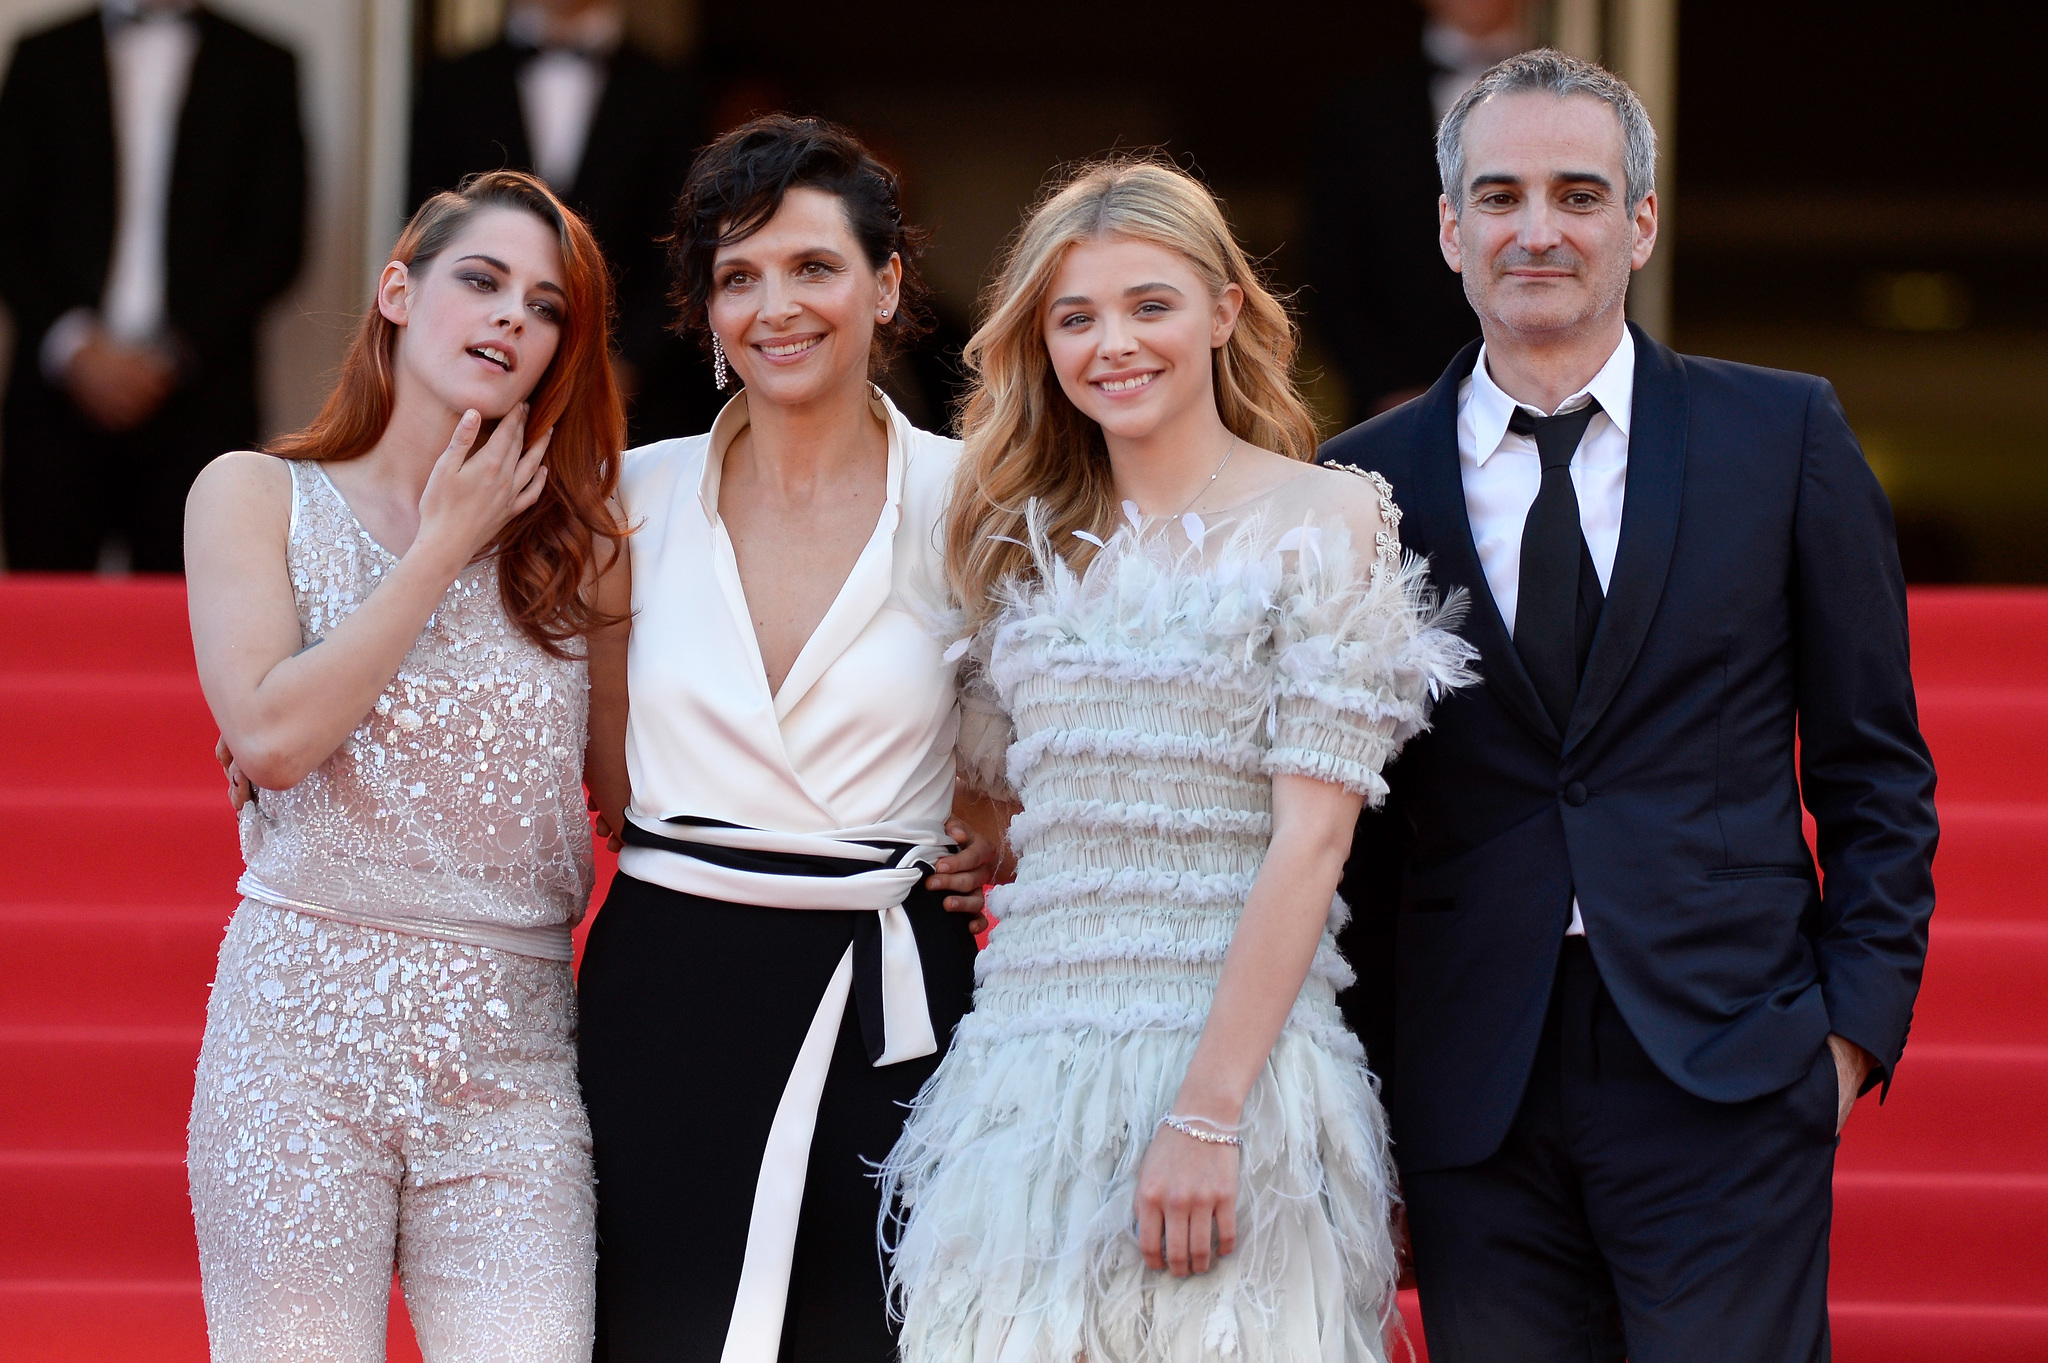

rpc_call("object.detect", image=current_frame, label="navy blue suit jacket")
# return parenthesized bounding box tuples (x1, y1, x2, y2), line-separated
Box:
(1322, 325, 1939, 1173)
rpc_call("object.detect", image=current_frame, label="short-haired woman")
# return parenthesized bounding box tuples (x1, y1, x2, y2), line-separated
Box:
(880, 159, 1477, 1361)
(575, 116, 995, 1360)
(185, 171, 624, 1360)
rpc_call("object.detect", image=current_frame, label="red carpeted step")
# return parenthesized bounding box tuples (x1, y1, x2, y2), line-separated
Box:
(0, 1028, 199, 1152)
(0, 906, 228, 1028)
(1917, 803, 2048, 922)
(1918, 688, 2048, 803)
(0, 576, 194, 676)
(0, 793, 239, 906)
(1909, 921, 2048, 1045)
(1830, 1172, 2048, 1306)
(1392, 1290, 1427, 1360)
(0, 1279, 425, 1363)
(1837, 1045, 2048, 1175)
(1906, 589, 2048, 689)
(0, 677, 220, 792)
(1831, 1302, 2048, 1363)
(0, 1156, 195, 1279)
(0, 1280, 207, 1363)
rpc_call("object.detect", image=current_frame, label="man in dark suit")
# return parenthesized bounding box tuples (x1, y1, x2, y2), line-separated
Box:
(0, 0, 304, 571)
(1307, 0, 1527, 420)
(1323, 51, 1937, 1360)
(411, 0, 716, 444)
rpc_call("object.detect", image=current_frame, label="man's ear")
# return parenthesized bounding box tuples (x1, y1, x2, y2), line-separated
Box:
(1438, 195, 1463, 274)
(1629, 190, 1659, 272)
(375, 260, 413, 327)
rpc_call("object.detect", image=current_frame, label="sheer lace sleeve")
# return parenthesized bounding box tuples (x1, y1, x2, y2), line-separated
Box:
(949, 627, 1017, 803)
(1262, 467, 1479, 803)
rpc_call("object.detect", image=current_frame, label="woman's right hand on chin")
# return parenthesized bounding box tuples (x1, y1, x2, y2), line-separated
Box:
(415, 404, 553, 566)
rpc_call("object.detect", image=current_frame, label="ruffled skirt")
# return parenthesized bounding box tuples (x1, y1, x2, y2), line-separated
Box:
(881, 1020, 1399, 1362)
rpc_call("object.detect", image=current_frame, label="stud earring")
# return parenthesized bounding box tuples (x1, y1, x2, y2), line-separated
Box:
(711, 333, 729, 390)
(879, 308, 891, 320)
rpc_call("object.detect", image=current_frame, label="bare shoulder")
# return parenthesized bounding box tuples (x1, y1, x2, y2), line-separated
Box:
(188, 449, 293, 518)
(185, 452, 295, 565)
(1301, 459, 1400, 539)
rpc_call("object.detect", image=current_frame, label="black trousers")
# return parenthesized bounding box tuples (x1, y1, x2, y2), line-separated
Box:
(578, 872, 977, 1363)
(1402, 937, 1839, 1363)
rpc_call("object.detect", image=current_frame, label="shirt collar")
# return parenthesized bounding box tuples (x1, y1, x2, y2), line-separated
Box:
(698, 384, 905, 525)
(1464, 326, 1635, 468)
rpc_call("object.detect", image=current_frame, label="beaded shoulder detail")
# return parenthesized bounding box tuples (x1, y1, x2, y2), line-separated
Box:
(1320, 461, 1402, 580)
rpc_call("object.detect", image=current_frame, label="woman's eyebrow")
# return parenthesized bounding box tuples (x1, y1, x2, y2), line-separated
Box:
(453, 253, 564, 297)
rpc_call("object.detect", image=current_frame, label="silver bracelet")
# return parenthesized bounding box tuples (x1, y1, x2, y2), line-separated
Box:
(1157, 1113, 1244, 1148)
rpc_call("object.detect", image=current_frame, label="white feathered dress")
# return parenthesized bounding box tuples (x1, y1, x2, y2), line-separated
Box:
(881, 465, 1479, 1362)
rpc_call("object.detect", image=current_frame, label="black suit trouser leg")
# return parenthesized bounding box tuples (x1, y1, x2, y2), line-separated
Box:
(1402, 938, 1838, 1363)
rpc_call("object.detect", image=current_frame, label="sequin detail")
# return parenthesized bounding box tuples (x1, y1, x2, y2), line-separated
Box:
(189, 905, 593, 1361)
(190, 457, 595, 1359)
(237, 461, 592, 953)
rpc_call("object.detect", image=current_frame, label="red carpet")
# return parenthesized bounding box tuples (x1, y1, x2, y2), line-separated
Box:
(0, 575, 2040, 1360)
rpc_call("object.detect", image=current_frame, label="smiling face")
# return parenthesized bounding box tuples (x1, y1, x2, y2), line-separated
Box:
(707, 185, 901, 410)
(1041, 234, 1241, 446)
(380, 205, 567, 418)
(1441, 90, 1656, 341)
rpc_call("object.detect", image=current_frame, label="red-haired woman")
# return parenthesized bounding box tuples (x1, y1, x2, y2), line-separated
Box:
(183, 171, 625, 1361)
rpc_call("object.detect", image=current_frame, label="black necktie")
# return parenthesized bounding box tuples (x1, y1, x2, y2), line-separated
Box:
(1509, 399, 1604, 734)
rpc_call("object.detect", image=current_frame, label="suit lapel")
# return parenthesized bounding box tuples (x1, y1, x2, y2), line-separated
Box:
(1413, 342, 1563, 750)
(1564, 324, 1690, 754)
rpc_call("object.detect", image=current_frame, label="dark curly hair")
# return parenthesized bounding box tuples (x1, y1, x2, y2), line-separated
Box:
(667, 114, 933, 373)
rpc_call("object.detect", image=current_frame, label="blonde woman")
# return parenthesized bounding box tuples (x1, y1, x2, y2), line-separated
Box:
(880, 159, 1477, 1360)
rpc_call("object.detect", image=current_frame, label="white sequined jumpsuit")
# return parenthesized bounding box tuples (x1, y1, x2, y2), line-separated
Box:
(187, 458, 596, 1362)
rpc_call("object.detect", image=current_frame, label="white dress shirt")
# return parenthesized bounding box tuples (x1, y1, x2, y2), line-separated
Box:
(1459, 326, 1634, 933)
(506, 2, 621, 191)
(41, 2, 198, 379)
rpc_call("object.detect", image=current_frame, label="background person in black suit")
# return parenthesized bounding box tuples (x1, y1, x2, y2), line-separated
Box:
(411, 0, 717, 444)
(0, 0, 304, 572)
(1306, 0, 1525, 420)
(1322, 51, 1937, 1360)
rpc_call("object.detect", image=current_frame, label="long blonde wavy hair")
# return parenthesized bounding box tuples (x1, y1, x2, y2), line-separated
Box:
(945, 157, 1320, 628)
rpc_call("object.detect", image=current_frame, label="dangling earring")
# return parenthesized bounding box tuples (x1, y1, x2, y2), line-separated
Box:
(711, 333, 730, 391)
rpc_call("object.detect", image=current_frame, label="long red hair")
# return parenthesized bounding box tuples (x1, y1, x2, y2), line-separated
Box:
(270, 170, 626, 656)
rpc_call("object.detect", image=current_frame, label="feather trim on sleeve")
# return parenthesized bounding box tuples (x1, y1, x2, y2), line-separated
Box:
(1264, 523, 1480, 802)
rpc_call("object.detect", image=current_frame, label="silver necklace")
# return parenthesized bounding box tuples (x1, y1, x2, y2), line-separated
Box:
(1169, 434, 1238, 519)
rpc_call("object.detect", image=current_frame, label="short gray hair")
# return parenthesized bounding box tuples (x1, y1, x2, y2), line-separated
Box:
(1436, 48, 1658, 214)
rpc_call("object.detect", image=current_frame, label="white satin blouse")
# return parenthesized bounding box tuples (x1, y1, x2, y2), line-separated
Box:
(615, 387, 964, 906)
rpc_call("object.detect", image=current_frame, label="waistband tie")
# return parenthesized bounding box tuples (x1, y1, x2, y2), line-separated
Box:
(619, 816, 951, 1066)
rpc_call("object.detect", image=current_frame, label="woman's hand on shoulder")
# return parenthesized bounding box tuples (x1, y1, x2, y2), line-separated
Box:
(413, 404, 552, 570)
